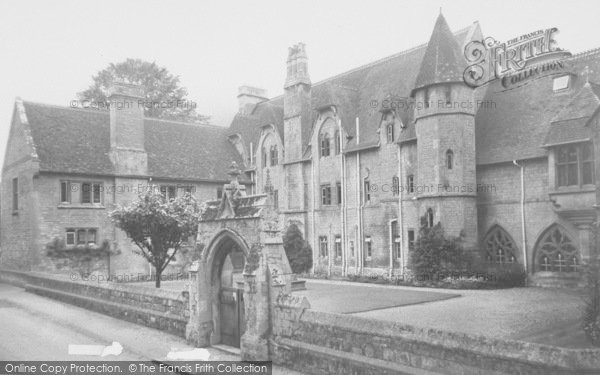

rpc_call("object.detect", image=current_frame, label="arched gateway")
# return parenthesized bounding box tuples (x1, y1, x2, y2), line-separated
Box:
(185, 163, 301, 357)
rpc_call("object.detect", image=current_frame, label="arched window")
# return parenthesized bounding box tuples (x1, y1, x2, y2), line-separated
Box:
(270, 145, 278, 166)
(334, 130, 341, 154)
(426, 208, 434, 228)
(446, 150, 454, 170)
(392, 176, 399, 196)
(484, 226, 518, 264)
(386, 123, 394, 143)
(261, 147, 267, 168)
(320, 135, 330, 157)
(534, 225, 579, 273)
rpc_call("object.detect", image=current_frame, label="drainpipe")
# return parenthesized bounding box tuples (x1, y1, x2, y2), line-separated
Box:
(311, 149, 317, 275)
(397, 145, 405, 275)
(388, 219, 395, 278)
(513, 160, 528, 281)
(355, 117, 364, 274)
(338, 117, 347, 277)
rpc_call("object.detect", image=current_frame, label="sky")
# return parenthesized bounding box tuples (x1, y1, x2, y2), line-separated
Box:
(0, 0, 598, 168)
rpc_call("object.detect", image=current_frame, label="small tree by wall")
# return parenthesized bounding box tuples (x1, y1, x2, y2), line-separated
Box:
(283, 224, 313, 274)
(110, 188, 203, 287)
(409, 215, 468, 277)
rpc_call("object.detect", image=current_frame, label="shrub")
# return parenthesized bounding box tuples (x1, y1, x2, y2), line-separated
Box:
(283, 223, 313, 274)
(470, 261, 527, 288)
(409, 215, 470, 276)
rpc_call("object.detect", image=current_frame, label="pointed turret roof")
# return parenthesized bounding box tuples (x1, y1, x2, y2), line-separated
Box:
(411, 13, 467, 96)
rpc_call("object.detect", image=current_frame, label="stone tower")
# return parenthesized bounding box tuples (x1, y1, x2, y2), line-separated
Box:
(283, 43, 311, 211)
(410, 14, 478, 247)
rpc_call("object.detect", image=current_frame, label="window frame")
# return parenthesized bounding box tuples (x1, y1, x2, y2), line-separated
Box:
(386, 122, 394, 144)
(335, 236, 342, 258)
(336, 182, 342, 205)
(556, 142, 595, 187)
(319, 236, 329, 258)
(407, 175, 414, 194)
(364, 180, 371, 203)
(67, 227, 98, 246)
(407, 229, 416, 252)
(12, 177, 18, 212)
(321, 184, 332, 206)
(365, 236, 372, 259)
(320, 135, 330, 157)
(446, 149, 454, 170)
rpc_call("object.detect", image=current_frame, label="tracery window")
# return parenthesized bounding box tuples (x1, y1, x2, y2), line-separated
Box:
(484, 226, 518, 264)
(535, 225, 579, 273)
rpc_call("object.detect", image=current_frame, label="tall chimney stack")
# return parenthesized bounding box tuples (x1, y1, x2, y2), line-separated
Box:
(108, 82, 147, 176)
(237, 85, 268, 115)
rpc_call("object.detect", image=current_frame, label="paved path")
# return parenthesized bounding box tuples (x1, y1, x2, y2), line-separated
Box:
(302, 279, 590, 348)
(0, 283, 303, 373)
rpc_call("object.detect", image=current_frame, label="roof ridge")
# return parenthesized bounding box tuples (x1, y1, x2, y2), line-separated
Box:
(22, 100, 109, 115)
(267, 23, 475, 102)
(568, 46, 600, 60)
(21, 99, 223, 129)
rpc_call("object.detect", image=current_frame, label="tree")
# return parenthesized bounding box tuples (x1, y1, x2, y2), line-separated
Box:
(78, 58, 210, 124)
(283, 224, 313, 274)
(110, 188, 204, 287)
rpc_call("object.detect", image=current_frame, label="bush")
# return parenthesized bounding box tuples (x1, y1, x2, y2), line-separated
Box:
(469, 261, 527, 288)
(409, 216, 470, 276)
(283, 224, 313, 274)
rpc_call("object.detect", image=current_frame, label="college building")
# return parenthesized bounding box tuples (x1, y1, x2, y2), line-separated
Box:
(1, 14, 599, 286)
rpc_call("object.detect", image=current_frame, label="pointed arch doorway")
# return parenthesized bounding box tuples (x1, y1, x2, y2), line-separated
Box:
(206, 230, 249, 348)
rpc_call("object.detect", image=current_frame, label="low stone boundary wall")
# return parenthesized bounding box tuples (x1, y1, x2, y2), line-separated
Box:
(0, 269, 189, 337)
(269, 295, 600, 375)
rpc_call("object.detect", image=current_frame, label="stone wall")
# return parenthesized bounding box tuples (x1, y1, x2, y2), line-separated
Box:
(269, 296, 600, 374)
(0, 269, 189, 337)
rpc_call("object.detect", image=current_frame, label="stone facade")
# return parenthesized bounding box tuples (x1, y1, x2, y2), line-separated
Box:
(228, 15, 600, 286)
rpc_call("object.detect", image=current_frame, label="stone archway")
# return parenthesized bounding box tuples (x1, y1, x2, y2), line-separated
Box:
(205, 229, 249, 347)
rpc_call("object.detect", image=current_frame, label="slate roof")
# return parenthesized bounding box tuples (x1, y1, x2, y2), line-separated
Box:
(475, 49, 600, 165)
(412, 13, 468, 96)
(21, 101, 245, 181)
(542, 82, 600, 146)
(229, 20, 477, 154)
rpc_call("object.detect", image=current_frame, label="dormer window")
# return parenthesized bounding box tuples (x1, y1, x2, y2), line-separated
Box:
(320, 135, 330, 157)
(556, 142, 595, 187)
(553, 75, 571, 92)
(386, 122, 394, 143)
(270, 145, 278, 166)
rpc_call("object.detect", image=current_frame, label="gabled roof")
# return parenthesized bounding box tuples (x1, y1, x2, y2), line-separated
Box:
(411, 13, 467, 96)
(229, 21, 478, 153)
(543, 82, 600, 146)
(19, 101, 245, 182)
(475, 49, 600, 164)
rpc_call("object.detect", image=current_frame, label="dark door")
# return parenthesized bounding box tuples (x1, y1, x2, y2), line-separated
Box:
(219, 286, 244, 347)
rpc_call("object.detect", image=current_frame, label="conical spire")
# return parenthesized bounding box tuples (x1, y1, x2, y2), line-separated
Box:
(411, 13, 466, 96)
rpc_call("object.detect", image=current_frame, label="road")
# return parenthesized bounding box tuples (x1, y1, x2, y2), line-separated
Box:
(0, 283, 303, 373)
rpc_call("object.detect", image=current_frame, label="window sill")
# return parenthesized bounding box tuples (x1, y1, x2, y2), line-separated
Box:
(549, 185, 595, 195)
(58, 204, 105, 209)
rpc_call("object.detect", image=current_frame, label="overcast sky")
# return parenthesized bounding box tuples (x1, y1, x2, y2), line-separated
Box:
(0, 0, 598, 168)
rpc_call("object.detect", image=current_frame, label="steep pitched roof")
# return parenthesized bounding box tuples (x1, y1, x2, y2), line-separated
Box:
(411, 13, 467, 96)
(229, 21, 478, 153)
(543, 82, 600, 146)
(475, 49, 600, 164)
(20, 101, 245, 181)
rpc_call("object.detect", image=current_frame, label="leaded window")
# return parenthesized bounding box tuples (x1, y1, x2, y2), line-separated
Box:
(535, 225, 579, 273)
(484, 226, 518, 264)
(556, 142, 595, 187)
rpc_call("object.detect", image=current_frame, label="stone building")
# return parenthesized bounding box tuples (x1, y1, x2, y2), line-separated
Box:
(228, 14, 599, 286)
(1, 14, 599, 286)
(1, 84, 247, 276)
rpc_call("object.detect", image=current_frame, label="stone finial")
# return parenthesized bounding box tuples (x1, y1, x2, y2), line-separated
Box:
(228, 161, 241, 182)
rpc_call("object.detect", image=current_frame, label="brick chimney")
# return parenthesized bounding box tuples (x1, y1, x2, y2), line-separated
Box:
(108, 82, 148, 176)
(237, 85, 268, 115)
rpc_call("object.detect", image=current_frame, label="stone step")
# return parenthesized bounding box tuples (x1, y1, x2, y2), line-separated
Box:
(272, 338, 444, 375)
